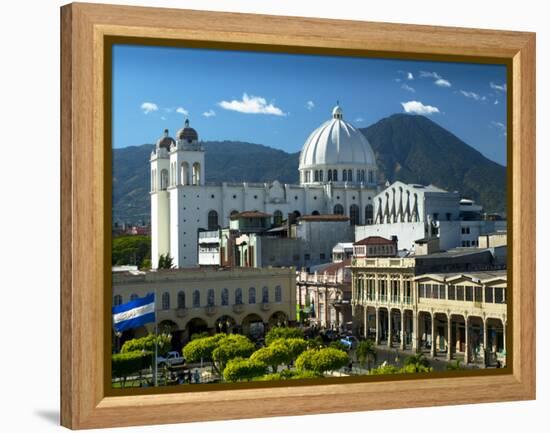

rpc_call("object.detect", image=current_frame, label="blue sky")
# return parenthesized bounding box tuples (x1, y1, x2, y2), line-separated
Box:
(112, 45, 508, 165)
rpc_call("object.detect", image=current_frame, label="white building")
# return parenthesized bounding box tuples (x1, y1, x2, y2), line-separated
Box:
(355, 181, 506, 253)
(151, 105, 380, 268)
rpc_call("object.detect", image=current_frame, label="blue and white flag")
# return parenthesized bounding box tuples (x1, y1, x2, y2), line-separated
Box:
(112, 293, 156, 333)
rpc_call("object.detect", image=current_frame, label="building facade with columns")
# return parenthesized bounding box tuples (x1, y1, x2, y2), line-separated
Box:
(150, 105, 380, 268)
(112, 266, 296, 348)
(350, 246, 507, 366)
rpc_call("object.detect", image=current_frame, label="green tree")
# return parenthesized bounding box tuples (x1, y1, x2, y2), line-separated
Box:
(356, 339, 377, 371)
(250, 338, 307, 372)
(120, 333, 172, 356)
(157, 253, 174, 269)
(112, 351, 152, 387)
(329, 340, 348, 352)
(182, 333, 226, 365)
(140, 258, 152, 270)
(306, 336, 325, 350)
(223, 358, 267, 382)
(257, 369, 321, 381)
(369, 363, 402, 375)
(112, 235, 151, 266)
(265, 327, 304, 345)
(404, 353, 431, 372)
(295, 348, 349, 375)
(212, 334, 256, 373)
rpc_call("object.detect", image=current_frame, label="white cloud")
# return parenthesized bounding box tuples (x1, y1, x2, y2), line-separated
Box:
(397, 71, 414, 80)
(401, 100, 440, 115)
(176, 107, 189, 116)
(218, 93, 286, 116)
(355, 117, 365, 122)
(407, 72, 414, 80)
(401, 83, 416, 93)
(140, 102, 158, 114)
(490, 82, 507, 92)
(420, 71, 452, 87)
(419, 71, 442, 80)
(491, 121, 506, 135)
(202, 109, 216, 118)
(160, 116, 166, 121)
(460, 90, 481, 100)
(306, 100, 315, 110)
(435, 78, 451, 87)
(394, 78, 402, 83)
(494, 99, 499, 105)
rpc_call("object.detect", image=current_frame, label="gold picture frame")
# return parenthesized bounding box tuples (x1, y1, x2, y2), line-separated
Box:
(60, 2, 536, 429)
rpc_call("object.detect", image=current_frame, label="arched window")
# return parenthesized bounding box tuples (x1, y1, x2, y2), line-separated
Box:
(293, 210, 301, 218)
(368, 170, 374, 184)
(327, 169, 333, 181)
(130, 293, 138, 301)
(235, 288, 243, 305)
(314, 170, 319, 182)
(160, 169, 169, 190)
(333, 204, 344, 215)
(181, 162, 190, 185)
(357, 169, 361, 182)
(162, 292, 170, 310)
(192, 290, 200, 308)
(208, 210, 218, 230)
(365, 204, 374, 225)
(275, 285, 282, 303)
(192, 162, 201, 185)
(333, 169, 338, 182)
(273, 210, 283, 226)
(229, 210, 239, 220)
(350, 204, 360, 225)
(221, 288, 229, 306)
(361, 169, 366, 182)
(312, 210, 320, 215)
(342, 169, 347, 182)
(262, 286, 269, 303)
(347, 169, 353, 182)
(177, 291, 186, 309)
(113, 295, 122, 306)
(319, 170, 324, 182)
(207, 289, 215, 307)
(248, 287, 256, 304)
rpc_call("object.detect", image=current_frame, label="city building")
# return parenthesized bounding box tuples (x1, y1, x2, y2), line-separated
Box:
(112, 267, 297, 347)
(296, 260, 352, 330)
(350, 237, 507, 365)
(354, 181, 506, 252)
(150, 105, 380, 268)
(198, 212, 353, 269)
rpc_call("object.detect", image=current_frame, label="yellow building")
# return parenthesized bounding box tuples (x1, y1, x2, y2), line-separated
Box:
(112, 267, 296, 346)
(351, 254, 506, 365)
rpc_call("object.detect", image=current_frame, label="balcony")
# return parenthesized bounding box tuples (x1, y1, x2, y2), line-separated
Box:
(205, 306, 217, 316)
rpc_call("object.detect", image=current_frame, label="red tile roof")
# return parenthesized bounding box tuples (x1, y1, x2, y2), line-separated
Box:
(353, 236, 395, 246)
(230, 211, 272, 220)
(298, 214, 350, 222)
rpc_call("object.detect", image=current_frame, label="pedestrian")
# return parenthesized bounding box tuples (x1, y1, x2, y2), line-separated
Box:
(193, 368, 201, 384)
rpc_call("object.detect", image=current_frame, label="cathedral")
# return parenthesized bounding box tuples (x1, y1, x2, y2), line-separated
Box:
(150, 105, 380, 268)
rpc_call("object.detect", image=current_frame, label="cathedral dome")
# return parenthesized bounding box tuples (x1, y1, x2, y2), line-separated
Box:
(156, 129, 175, 150)
(177, 119, 199, 143)
(299, 105, 377, 185)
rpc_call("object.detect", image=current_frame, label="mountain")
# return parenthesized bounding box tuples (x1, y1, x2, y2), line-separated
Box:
(359, 114, 506, 214)
(112, 114, 506, 223)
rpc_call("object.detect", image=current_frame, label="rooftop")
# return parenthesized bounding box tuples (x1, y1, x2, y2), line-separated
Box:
(230, 211, 272, 220)
(354, 236, 396, 246)
(298, 214, 350, 222)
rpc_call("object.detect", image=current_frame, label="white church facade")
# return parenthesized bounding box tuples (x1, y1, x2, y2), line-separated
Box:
(150, 105, 380, 268)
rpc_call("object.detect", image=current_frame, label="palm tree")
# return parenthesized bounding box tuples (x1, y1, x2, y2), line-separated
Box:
(404, 353, 431, 372)
(356, 339, 377, 371)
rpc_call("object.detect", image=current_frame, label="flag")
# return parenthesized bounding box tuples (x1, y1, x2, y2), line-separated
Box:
(112, 293, 155, 333)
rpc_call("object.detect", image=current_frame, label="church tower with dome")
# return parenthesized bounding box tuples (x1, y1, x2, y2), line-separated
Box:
(151, 105, 380, 268)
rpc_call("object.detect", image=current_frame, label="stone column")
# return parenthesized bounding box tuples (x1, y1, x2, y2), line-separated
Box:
(387, 310, 393, 348)
(400, 309, 406, 350)
(464, 316, 469, 364)
(447, 315, 452, 361)
(363, 306, 368, 339)
(431, 313, 437, 358)
(412, 312, 418, 352)
(375, 307, 380, 344)
(483, 317, 488, 356)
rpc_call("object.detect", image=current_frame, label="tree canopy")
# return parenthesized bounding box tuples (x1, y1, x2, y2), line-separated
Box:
(112, 235, 151, 266)
(120, 333, 172, 356)
(295, 347, 349, 375)
(265, 327, 304, 346)
(356, 339, 377, 370)
(223, 358, 267, 382)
